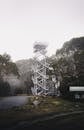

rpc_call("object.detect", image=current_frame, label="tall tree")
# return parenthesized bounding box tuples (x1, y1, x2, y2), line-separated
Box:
(0, 53, 19, 96)
(51, 37, 84, 98)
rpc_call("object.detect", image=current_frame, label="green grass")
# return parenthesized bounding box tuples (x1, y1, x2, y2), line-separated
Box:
(0, 96, 84, 127)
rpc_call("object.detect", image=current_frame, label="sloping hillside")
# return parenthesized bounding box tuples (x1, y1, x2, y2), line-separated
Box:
(16, 58, 33, 75)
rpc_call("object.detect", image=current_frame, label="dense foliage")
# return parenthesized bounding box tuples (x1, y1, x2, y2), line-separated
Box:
(0, 37, 84, 97)
(0, 53, 19, 77)
(53, 37, 84, 98)
(0, 79, 11, 96)
(0, 53, 19, 96)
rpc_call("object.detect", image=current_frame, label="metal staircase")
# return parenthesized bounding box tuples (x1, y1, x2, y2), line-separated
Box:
(32, 42, 50, 95)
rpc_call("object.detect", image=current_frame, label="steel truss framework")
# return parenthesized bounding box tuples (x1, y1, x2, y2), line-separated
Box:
(32, 43, 50, 95)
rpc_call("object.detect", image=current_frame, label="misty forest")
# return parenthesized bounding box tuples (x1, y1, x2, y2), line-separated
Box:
(0, 37, 84, 130)
(0, 37, 84, 98)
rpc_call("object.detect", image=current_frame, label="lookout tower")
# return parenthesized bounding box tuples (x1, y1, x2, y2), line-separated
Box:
(31, 42, 50, 95)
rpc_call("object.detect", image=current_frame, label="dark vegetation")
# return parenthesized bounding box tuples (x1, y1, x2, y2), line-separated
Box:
(0, 80, 11, 96)
(0, 53, 19, 96)
(52, 37, 84, 98)
(0, 37, 84, 129)
(0, 37, 84, 97)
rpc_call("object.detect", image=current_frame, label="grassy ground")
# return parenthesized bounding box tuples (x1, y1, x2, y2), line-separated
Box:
(0, 96, 84, 128)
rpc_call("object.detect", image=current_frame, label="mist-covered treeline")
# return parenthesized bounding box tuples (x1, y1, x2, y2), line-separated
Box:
(0, 37, 84, 97)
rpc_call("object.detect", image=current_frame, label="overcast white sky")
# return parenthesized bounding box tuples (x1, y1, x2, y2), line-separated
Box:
(0, 0, 84, 61)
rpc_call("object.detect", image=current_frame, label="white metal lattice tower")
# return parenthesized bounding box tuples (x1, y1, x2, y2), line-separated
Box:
(31, 42, 50, 95)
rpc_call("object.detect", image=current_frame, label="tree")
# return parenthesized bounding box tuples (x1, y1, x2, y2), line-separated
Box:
(0, 53, 19, 96)
(73, 50, 84, 85)
(0, 53, 19, 77)
(3, 53, 11, 63)
(56, 37, 84, 56)
(0, 80, 11, 96)
(53, 37, 84, 98)
(24, 71, 34, 94)
(33, 42, 47, 54)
